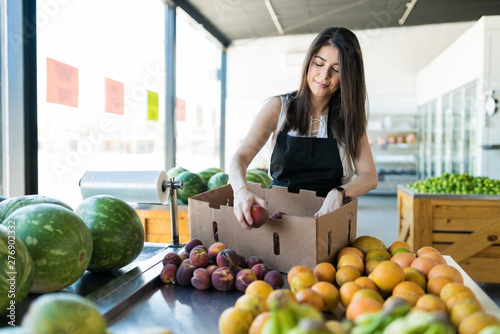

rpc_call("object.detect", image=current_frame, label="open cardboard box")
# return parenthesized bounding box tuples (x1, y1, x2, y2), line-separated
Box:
(188, 182, 357, 273)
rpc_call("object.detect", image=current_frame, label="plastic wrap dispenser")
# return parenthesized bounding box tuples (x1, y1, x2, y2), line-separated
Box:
(79, 170, 184, 246)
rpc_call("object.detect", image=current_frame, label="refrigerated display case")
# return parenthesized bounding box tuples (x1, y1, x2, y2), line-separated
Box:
(367, 114, 419, 194)
(416, 16, 500, 180)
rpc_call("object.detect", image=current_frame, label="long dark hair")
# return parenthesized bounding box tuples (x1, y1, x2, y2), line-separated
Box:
(286, 26, 367, 160)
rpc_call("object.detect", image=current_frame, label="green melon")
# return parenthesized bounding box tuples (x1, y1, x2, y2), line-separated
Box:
(3, 204, 92, 293)
(198, 167, 224, 185)
(0, 195, 73, 224)
(246, 169, 272, 188)
(176, 171, 207, 204)
(0, 225, 35, 312)
(207, 172, 229, 190)
(166, 166, 188, 180)
(74, 195, 145, 272)
(21, 293, 108, 334)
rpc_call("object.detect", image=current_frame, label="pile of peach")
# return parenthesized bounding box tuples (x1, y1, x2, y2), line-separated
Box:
(160, 238, 284, 292)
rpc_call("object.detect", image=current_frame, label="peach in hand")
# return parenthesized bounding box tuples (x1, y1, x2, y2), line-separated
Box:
(250, 204, 269, 228)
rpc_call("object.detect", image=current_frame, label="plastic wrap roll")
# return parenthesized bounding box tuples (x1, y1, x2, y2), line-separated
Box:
(80, 170, 169, 204)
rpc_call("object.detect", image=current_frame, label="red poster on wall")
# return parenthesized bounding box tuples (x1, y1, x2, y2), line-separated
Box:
(105, 78, 125, 115)
(46, 57, 79, 108)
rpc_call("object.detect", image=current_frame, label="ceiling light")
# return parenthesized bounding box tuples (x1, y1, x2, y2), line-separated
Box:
(265, 0, 284, 35)
(399, 0, 418, 25)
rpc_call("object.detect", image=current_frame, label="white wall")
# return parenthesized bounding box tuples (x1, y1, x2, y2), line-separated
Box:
(225, 21, 474, 170)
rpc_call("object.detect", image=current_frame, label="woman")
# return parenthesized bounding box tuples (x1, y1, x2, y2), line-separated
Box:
(229, 27, 378, 230)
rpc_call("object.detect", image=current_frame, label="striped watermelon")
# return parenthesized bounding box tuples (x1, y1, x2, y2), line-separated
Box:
(2, 204, 93, 293)
(207, 172, 229, 190)
(74, 195, 145, 272)
(0, 224, 35, 311)
(167, 166, 188, 180)
(22, 293, 109, 334)
(176, 171, 207, 204)
(246, 169, 272, 188)
(0, 195, 73, 224)
(198, 167, 224, 185)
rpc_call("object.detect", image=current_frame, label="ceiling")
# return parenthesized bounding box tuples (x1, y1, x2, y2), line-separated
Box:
(170, 0, 500, 47)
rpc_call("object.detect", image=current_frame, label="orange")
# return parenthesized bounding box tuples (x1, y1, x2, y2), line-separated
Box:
(458, 311, 500, 334)
(339, 281, 362, 308)
(364, 259, 386, 276)
(345, 297, 383, 321)
(295, 288, 324, 312)
(414, 293, 447, 313)
(450, 299, 483, 328)
(410, 256, 438, 279)
(234, 294, 268, 318)
(427, 276, 454, 296)
(335, 265, 361, 287)
(336, 246, 365, 263)
(245, 280, 274, 300)
(368, 260, 405, 293)
(351, 288, 384, 305)
(337, 253, 364, 275)
(391, 281, 425, 306)
(248, 311, 270, 334)
(427, 264, 463, 284)
(440, 282, 475, 303)
(351, 235, 387, 257)
(365, 248, 391, 262)
(390, 252, 416, 269)
(416, 246, 441, 257)
(311, 281, 340, 311)
(313, 262, 336, 283)
(390, 247, 413, 256)
(290, 271, 318, 294)
(421, 251, 447, 265)
(218, 306, 254, 334)
(354, 276, 378, 292)
(403, 267, 427, 291)
(388, 240, 414, 254)
(287, 265, 314, 286)
(446, 292, 478, 312)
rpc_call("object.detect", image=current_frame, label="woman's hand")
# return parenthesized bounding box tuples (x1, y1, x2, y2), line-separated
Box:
(233, 187, 268, 230)
(314, 188, 343, 218)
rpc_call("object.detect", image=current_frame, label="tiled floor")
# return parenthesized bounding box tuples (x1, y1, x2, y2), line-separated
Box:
(356, 194, 500, 308)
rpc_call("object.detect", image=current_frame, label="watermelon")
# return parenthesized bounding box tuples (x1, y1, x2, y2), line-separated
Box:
(0, 195, 73, 224)
(198, 167, 224, 185)
(21, 293, 109, 334)
(3, 204, 92, 293)
(74, 195, 145, 272)
(0, 225, 35, 312)
(167, 166, 188, 180)
(176, 171, 207, 204)
(207, 172, 229, 190)
(246, 169, 272, 189)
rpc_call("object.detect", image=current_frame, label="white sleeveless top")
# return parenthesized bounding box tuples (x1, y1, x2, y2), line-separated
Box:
(268, 95, 355, 185)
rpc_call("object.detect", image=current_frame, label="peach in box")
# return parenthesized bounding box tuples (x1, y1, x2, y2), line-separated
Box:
(212, 267, 235, 291)
(250, 204, 268, 228)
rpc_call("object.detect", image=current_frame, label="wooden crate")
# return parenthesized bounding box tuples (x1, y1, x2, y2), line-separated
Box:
(135, 205, 190, 244)
(397, 185, 500, 283)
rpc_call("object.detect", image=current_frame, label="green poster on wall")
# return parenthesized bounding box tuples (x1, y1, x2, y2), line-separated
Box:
(147, 90, 159, 121)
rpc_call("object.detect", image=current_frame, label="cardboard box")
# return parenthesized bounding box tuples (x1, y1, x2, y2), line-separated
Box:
(188, 182, 357, 273)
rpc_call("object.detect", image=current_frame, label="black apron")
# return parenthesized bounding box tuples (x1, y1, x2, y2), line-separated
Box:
(269, 110, 344, 197)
